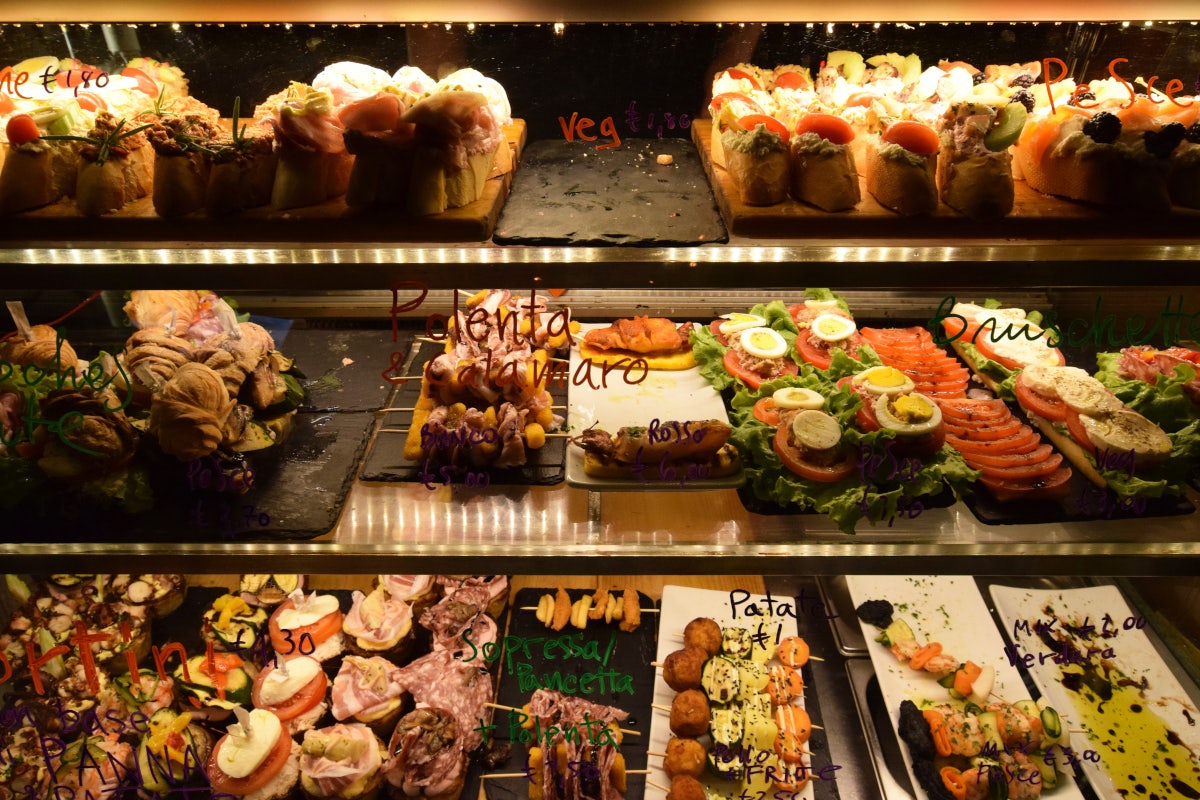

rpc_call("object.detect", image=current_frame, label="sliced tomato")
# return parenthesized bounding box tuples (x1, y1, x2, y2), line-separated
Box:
(937, 398, 1009, 420)
(1014, 374, 1068, 422)
(75, 91, 105, 112)
(207, 723, 292, 796)
(967, 322, 1065, 371)
(723, 348, 798, 390)
(794, 112, 854, 145)
(794, 333, 834, 370)
(736, 114, 789, 143)
(975, 452, 1064, 481)
(943, 417, 1025, 440)
(856, 399, 880, 432)
(722, 67, 762, 90)
(251, 665, 327, 721)
(962, 444, 1054, 469)
(121, 66, 159, 96)
(889, 427, 946, 460)
(773, 70, 811, 91)
(268, 597, 343, 657)
(753, 397, 782, 426)
(1064, 409, 1095, 455)
(882, 120, 940, 155)
(774, 422, 855, 482)
(708, 319, 730, 346)
(6, 114, 40, 146)
(843, 91, 877, 108)
(946, 428, 1041, 455)
(710, 92, 764, 115)
(979, 466, 1073, 502)
(54, 66, 102, 89)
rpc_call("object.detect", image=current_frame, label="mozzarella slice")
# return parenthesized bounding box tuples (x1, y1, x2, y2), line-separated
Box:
(874, 392, 943, 436)
(852, 366, 915, 398)
(791, 410, 842, 451)
(773, 387, 824, 411)
(811, 314, 857, 343)
(1020, 364, 1089, 396)
(739, 327, 788, 360)
(720, 313, 766, 335)
(1055, 376, 1122, 416)
(1078, 410, 1172, 469)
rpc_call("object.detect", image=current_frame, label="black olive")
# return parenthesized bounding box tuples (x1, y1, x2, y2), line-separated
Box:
(1082, 111, 1122, 144)
(1144, 122, 1187, 158)
(1011, 89, 1036, 113)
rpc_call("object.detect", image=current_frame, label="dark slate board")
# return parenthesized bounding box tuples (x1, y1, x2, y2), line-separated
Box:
(493, 138, 727, 246)
(7, 411, 372, 543)
(359, 342, 567, 486)
(281, 327, 408, 413)
(484, 587, 656, 800)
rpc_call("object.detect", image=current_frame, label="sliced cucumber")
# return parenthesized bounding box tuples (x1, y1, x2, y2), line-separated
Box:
(1040, 705, 1064, 744)
(877, 619, 914, 648)
(976, 710, 1004, 749)
(721, 627, 753, 659)
(984, 102, 1028, 152)
(709, 707, 743, 747)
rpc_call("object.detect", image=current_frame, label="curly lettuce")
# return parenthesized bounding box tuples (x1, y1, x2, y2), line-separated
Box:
(730, 376, 977, 534)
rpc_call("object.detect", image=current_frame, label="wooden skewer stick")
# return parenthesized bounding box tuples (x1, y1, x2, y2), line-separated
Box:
(627, 770, 651, 775)
(485, 703, 640, 736)
(652, 703, 671, 712)
(376, 405, 565, 415)
(647, 779, 669, 792)
(647, 751, 667, 758)
(483, 773, 532, 779)
(378, 429, 573, 438)
(520, 606, 659, 613)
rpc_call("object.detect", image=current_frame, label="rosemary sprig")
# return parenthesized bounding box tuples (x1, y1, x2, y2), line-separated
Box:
(42, 118, 153, 165)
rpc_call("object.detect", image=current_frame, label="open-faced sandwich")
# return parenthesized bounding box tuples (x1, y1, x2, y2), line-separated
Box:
(571, 419, 740, 481)
(581, 316, 696, 370)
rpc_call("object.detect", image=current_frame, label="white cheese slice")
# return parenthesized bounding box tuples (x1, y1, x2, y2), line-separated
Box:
(217, 708, 282, 778)
(260, 656, 321, 705)
(277, 593, 340, 630)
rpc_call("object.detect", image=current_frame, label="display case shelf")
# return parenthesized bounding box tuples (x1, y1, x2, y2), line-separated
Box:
(3, 240, 1200, 290)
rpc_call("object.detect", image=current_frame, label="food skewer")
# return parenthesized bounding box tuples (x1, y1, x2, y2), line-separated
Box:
(483, 770, 652, 778)
(650, 703, 822, 731)
(522, 606, 658, 612)
(485, 702, 641, 737)
(377, 428, 572, 437)
(646, 779, 669, 792)
(670, 630, 825, 661)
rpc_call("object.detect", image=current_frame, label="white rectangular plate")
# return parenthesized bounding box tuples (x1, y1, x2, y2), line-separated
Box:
(566, 322, 744, 490)
(989, 583, 1200, 800)
(845, 575, 1084, 800)
(647, 585, 814, 800)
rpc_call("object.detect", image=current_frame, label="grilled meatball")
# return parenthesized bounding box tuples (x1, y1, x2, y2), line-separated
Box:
(662, 646, 707, 692)
(682, 617, 722, 657)
(669, 689, 710, 737)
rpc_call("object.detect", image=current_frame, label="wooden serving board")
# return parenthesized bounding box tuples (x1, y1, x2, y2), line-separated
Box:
(3, 121, 526, 243)
(693, 122, 1200, 239)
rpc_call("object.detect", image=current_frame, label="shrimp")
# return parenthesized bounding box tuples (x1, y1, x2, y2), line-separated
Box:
(890, 637, 921, 661)
(922, 653, 960, 679)
(988, 701, 1044, 750)
(927, 704, 988, 757)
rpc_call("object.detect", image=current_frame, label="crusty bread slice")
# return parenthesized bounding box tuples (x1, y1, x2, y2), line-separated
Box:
(723, 146, 789, 206)
(865, 139, 937, 215)
(153, 152, 210, 218)
(0, 143, 80, 213)
(1012, 140, 1170, 213)
(790, 139, 861, 211)
(937, 150, 1014, 219)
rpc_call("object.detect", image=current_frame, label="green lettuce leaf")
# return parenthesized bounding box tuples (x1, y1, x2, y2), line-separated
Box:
(690, 324, 733, 391)
(1094, 352, 1198, 434)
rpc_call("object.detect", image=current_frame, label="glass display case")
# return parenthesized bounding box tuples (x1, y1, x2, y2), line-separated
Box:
(2, 2, 1199, 799)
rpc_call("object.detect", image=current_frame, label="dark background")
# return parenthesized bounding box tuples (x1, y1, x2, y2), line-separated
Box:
(2, 21, 1198, 141)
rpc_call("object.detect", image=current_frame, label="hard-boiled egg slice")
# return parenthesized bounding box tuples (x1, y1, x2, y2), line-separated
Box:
(852, 366, 915, 397)
(804, 299, 841, 312)
(1078, 409, 1171, 469)
(874, 392, 943, 436)
(719, 312, 767, 335)
(773, 387, 824, 411)
(739, 327, 788, 360)
(791, 410, 842, 451)
(811, 313, 857, 343)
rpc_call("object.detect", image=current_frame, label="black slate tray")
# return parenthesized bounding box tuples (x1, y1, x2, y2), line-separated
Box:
(493, 138, 727, 246)
(283, 327, 406, 413)
(359, 342, 568, 486)
(483, 587, 657, 800)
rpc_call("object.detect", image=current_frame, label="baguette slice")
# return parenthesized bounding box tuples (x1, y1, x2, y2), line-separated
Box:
(865, 137, 937, 215)
(937, 150, 1014, 219)
(153, 152, 210, 218)
(790, 133, 860, 211)
(207, 147, 278, 215)
(0, 142, 80, 213)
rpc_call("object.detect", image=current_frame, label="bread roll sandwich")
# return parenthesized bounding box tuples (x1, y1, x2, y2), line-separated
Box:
(74, 111, 154, 216)
(401, 89, 503, 215)
(433, 68, 514, 177)
(260, 82, 353, 210)
(149, 112, 222, 218)
(721, 118, 790, 205)
(206, 98, 279, 215)
(936, 98, 1027, 218)
(0, 99, 91, 213)
(708, 66, 773, 168)
(341, 91, 416, 208)
(789, 113, 861, 211)
(206, 707, 302, 800)
(865, 120, 939, 215)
